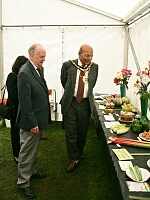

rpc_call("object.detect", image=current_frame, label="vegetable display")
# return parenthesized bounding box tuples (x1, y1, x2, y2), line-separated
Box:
(122, 96, 131, 104)
(110, 124, 129, 134)
(131, 118, 149, 133)
(122, 103, 134, 112)
(140, 131, 150, 141)
(129, 165, 142, 181)
(131, 120, 142, 133)
(108, 136, 150, 148)
(113, 98, 122, 106)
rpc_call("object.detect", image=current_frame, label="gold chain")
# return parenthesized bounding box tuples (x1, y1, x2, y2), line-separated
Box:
(69, 60, 93, 72)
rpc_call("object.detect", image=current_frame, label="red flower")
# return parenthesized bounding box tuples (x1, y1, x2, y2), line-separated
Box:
(136, 72, 140, 76)
(114, 78, 118, 84)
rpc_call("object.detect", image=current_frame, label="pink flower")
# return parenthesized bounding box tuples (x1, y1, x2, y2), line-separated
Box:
(134, 66, 150, 99)
(114, 68, 132, 89)
(142, 74, 149, 85)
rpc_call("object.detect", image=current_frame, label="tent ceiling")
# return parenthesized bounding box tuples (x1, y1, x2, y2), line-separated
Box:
(71, 0, 149, 21)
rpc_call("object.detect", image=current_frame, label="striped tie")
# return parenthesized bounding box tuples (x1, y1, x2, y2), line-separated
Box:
(76, 70, 85, 102)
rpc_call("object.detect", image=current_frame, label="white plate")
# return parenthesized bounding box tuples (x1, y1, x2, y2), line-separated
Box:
(102, 111, 115, 115)
(139, 133, 150, 142)
(147, 159, 150, 168)
(119, 118, 133, 123)
(102, 94, 114, 100)
(102, 111, 106, 115)
(126, 167, 150, 182)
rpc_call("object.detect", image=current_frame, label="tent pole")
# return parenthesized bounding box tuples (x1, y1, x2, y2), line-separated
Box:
(126, 27, 141, 72)
(123, 25, 129, 69)
(0, 0, 3, 97)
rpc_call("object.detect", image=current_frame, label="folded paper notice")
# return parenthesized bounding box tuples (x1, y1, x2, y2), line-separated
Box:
(112, 148, 134, 160)
(99, 105, 105, 109)
(104, 121, 120, 128)
(118, 160, 133, 171)
(104, 115, 115, 121)
(127, 181, 150, 192)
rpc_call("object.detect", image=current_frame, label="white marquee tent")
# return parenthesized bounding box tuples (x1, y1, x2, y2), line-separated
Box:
(0, 0, 150, 121)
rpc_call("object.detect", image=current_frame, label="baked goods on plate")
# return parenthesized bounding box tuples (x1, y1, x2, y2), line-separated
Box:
(119, 111, 134, 122)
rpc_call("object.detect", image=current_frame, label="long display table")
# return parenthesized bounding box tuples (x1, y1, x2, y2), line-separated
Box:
(95, 103, 150, 200)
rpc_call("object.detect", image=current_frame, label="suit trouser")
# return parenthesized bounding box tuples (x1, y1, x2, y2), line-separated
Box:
(64, 98, 91, 161)
(17, 129, 42, 188)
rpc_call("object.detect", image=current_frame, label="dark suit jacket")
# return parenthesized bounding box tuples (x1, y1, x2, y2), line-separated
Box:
(16, 61, 51, 131)
(60, 59, 98, 116)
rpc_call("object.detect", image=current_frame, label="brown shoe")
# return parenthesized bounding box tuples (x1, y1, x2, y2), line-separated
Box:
(41, 135, 48, 140)
(66, 160, 80, 173)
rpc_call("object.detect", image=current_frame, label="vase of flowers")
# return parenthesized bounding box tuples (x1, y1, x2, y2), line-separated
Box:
(140, 98, 148, 117)
(134, 67, 150, 120)
(114, 69, 132, 97)
(120, 85, 126, 98)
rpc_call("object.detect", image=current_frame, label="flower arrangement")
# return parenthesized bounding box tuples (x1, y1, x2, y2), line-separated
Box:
(134, 67, 150, 100)
(114, 69, 132, 89)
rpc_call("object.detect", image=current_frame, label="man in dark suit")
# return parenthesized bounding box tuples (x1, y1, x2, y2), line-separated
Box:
(16, 43, 51, 199)
(60, 44, 98, 173)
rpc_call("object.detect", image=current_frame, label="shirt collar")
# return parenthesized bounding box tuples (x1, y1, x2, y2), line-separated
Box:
(29, 59, 37, 70)
(78, 59, 87, 68)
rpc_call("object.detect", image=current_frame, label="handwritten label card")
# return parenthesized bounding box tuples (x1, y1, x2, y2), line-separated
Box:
(112, 148, 134, 160)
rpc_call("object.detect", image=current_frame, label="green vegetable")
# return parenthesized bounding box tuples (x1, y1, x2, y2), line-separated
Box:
(131, 119, 141, 124)
(122, 96, 130, 104)
(131, 123, 142, 133)
(117, 127, 129, 134)
(99, 101, 106, 105)
(134, 165, 142, 181)
(140, 119, 149, 131)
(113, 98, 122, 106)
(110, 124, 127, 134)
(129, 165, 142, 181)
(131, 119, 149, 133)
(129, 166, 137, 180)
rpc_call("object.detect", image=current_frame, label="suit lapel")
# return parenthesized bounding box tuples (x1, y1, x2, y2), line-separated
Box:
(29, 62, 48, 91)
(71, 59, 78, 86)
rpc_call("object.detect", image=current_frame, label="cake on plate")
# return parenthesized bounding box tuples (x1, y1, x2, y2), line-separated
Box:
(120, 111, 134, 122)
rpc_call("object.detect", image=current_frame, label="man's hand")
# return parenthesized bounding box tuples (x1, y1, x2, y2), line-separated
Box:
(30, 126, 39, 134)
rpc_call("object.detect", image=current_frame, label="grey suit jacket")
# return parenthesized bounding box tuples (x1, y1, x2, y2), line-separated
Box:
(16, 61, 51, 131)
(60, 59, 98, 116)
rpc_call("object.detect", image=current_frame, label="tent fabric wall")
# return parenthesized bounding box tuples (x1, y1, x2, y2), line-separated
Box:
(1, 0, 126, 121)
(1, 0, 150, 120)
(2, 0, 124, 26)
(3, 26, 125, 121)
(127, 15, 150, 118)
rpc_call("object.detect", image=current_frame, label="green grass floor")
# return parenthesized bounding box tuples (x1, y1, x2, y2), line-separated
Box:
(0, 120, 114, 200)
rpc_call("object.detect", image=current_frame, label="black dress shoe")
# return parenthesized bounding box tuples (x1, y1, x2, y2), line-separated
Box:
(66, 160, 80, 173)
(31, 171, 47, 179)
(19, 186, 36, 199)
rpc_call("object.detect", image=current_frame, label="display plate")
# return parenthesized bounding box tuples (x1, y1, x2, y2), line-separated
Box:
(102, 111, 115, 115)
(147, 159, 150, 168)
(119, 118, 133, 123)
(126, 167, 150, 182)
(139, 133, 150, 142)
